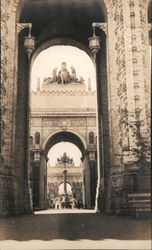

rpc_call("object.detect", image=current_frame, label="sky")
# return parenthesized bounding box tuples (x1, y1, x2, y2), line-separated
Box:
(58, 183, 72, 195)
(31, 46, 96, 91)
(47, 142, 82, 167)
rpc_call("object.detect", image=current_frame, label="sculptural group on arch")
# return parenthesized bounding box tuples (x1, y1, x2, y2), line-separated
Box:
(48, 62, 85, 84)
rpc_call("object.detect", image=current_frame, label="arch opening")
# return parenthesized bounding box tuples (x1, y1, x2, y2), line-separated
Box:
(45, 139, 85, 211)
(30, 44, 98, 211)
(31, 45, 96, 92)
(15, 0, 108, 214)
(47, 142, 82, 167)
(58, 182, 72, 196)
(44, 131, 86, 159)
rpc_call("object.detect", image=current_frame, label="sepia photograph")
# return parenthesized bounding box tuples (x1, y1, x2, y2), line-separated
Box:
(0, 0, 151, 249)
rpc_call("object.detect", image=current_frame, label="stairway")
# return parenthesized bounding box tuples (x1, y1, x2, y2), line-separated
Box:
(128, 193, 151, 218)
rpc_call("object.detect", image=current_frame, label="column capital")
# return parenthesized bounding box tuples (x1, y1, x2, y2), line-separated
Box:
(31, 148, 44, 165)
(17, 23, 32, 34)
(92, 22, 107, 35)
(88, 151, 96, 163)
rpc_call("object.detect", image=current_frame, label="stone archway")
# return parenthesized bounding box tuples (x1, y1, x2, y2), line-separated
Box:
(31, 129, 96, 210)
(1, 0, 107, 215)
(1, 0, 150, 216)
(43, 131, 86, 157)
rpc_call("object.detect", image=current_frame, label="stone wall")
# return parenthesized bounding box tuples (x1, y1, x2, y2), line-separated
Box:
(1, 0, 21, 215)
(0, 0, 33, 216)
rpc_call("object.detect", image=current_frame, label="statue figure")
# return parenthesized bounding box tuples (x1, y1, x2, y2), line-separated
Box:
(57, 71, 62, 84)
(79, 76, 85, 84)
(89, 131, 94, 144)
(71, 66, 77, 82)
(58, 62, 71, 84)
(50, 67, 57, 83)
(43, 77, 49, 85)
(35, 131, 40, 145)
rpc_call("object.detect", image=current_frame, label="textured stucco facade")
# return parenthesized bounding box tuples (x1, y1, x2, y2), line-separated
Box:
(0, 0, 151, 216)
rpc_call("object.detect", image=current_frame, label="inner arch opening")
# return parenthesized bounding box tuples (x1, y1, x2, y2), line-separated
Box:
(13, 0, 108, 215)
(31, 45, 96, 92)
(46, 140, 84, 210)
(30, 44, 98, 212)
(47, 142, 82, 167)
(44, 131, 86, 158)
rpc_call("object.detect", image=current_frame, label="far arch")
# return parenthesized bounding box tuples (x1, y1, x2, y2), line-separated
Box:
(58, 182, 73, 195)
(43, 130, 87, 158)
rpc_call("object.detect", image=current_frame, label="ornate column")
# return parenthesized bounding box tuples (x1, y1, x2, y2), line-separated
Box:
(0, 1, 19, 216)
(0, 5, 35, 214)
(82, 150, 91, 208)
(88, 23, 108, 212)
(104, 0, 151, 214)
(31, 147, 48, 210)
(25, 27, 36, 213)
(81, 156, 86, 208)
(31, 131, 49, 210)
(32, 148, 42, 209)
(57, 152, 73, 208)
(63, 169, 67, 194)
(39, 152, 48, 210)
(88, 149, 97, 209)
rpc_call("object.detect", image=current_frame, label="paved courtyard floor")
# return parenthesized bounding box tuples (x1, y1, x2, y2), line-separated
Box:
(34, 208, 96, 214)
(0, 210, 151, 250)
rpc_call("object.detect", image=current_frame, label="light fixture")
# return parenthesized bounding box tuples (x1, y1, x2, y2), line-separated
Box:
(88, 25, 100, 61)
(24, 24, 35, 61)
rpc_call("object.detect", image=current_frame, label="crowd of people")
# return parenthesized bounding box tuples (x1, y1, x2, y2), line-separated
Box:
(47, 195, 83, 210)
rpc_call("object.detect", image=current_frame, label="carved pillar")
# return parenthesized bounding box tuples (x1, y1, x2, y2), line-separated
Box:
(88, 149, 97, 209)
(105, 0, 151, 214)
(0, 4, 34, 215)
(82, 150, 91, 208)
(31, 140, 48, 210)
(63, 169, 67, 194)
(81, 161, 86, 208)
(0, 1, 17, 216)
(120, 0, 151, 194)
(32, 149, 41, 208)
(29, 150, 34, 198)
(122, 0, 150, 163)
(39, 152, 48, 210)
